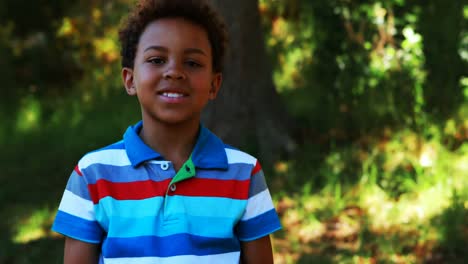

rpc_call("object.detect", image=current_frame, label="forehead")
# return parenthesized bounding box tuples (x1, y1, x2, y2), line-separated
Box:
(138, 17, 212, 55)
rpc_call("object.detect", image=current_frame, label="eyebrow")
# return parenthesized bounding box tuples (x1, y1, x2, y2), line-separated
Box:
(144, 46, 208, 56)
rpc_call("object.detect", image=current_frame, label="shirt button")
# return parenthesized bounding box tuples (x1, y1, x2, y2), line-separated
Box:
(170, 184, 176, 192)
(160, 162, 169, 170)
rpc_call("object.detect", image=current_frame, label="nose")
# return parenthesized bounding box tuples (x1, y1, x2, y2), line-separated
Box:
(163, 63, 186, 80)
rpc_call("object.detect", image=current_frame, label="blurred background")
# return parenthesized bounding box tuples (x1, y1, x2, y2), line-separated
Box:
(0, 0, 466, 263)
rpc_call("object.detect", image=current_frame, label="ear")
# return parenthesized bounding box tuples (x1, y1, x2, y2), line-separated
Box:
(122, 67, 136, 95)
(209, 73, 222, 100)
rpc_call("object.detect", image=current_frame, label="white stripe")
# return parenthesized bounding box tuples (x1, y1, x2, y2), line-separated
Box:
(58, 190, 95, 221)
(147, 160, 170, 165)
(79, 149, 131, 169)
(103, 252, 240, 264)
(241, 189, 275, 221)
(225, 148, 256, 165)
(79, 148, 255, 169)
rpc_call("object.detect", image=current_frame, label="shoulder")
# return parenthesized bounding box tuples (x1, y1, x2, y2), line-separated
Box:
(77, 140, 130, 171)
(223, 144, 261, 172)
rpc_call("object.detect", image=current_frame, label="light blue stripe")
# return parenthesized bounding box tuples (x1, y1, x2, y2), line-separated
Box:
(166, 196, 247, 217)
(65, 172, 92, 200)
(95, 196, 247, 219)
(106, 214, 238, 238)
(95, 196, 165, 218)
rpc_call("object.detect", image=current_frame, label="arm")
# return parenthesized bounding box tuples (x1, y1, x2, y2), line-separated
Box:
(240, 235, 274, 264)
(64, 237, 100, 264)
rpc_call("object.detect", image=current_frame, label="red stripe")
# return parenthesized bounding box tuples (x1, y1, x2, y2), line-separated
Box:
(88, 179, 171, 204)
(251, 161, 262, 176)
(88, 178, 251, 203)
(74, 165, 83, 176)
(170, 178, 250, 199)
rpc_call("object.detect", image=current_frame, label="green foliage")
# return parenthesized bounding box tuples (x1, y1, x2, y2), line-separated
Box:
(261, 0, 466, 135)
(434, 189, 468, 258)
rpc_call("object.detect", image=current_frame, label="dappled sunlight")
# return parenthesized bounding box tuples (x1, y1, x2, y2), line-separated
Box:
(273, 179, 465, 263)
(56, 17, 75, 37)
(272, 124, 467, 262)
(10, 206, 57, 244)
(360, 184, 452, 229)
(418, 144, 436, 167)
(462, 78, 468, 99)
(15, 96, 42, 133)
(455, 154, 468, 173)
(93, 36, 119, 63)
(274, 161, 290, 174)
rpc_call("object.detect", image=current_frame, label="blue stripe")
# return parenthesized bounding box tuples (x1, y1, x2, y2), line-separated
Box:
(96, 196, 246, 218)
(106, 214, 238, 238)
(65, 172, 92, 200)
(236, 209, 282, 241)
(195, 163, 252, 180)
(249, 169, 268, 197)
(52, 211, 104, 243)
(83, 163, 253, 184)
(102, 234, 240, 258)
(83, 163, 175, 184)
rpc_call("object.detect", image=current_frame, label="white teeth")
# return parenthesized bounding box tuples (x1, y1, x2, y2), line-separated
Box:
(162, 92, 184, 98)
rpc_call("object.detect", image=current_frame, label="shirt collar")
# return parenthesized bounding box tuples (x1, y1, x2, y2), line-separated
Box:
(123, 121, 228, 170)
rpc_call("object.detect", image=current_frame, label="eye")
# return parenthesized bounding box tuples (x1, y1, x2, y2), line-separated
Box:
(186, 60, 202, 68)
(148, 57, 165, 65)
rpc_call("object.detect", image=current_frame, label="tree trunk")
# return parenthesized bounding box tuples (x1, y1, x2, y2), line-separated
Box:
(203, 0, 294, 164)
(418, 0, 465, 118)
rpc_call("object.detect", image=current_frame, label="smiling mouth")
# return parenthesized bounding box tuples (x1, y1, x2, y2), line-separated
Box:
(161, 92, 185, 98)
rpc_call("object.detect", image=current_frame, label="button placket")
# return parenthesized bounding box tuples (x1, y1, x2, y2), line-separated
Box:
(163, 157, 196, 220)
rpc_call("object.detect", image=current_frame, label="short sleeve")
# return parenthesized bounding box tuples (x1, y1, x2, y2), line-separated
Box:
(235, 161, 282, 241)
(51, 165, 104, 243)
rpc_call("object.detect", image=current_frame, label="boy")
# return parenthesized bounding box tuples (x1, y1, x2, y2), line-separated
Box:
(52, 0, 282, 263)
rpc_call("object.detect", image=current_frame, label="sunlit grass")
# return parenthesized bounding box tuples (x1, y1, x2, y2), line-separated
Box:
(359, 183, 456, 231)
(272, 121, 468, 263)
(273, 180, 466, 263)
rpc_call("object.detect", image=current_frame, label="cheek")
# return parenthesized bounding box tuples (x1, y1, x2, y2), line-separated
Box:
(136, 69, 162, 86)
(191, 74, 213, 90)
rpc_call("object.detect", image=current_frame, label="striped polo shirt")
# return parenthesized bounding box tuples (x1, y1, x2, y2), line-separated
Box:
(52, 121, 282, 263)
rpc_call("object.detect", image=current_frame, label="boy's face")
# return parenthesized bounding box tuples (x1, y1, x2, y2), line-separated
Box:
(122, 18, 222, 126)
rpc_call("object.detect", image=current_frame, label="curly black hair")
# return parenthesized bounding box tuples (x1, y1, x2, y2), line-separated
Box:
(118, 0, 228, 73)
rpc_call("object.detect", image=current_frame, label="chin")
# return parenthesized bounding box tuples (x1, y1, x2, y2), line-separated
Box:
(156, 115, 198, 126)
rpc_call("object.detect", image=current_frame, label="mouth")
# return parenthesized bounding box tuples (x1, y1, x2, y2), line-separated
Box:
(157, 90, 189, 103)
(160, 92, 186, 98)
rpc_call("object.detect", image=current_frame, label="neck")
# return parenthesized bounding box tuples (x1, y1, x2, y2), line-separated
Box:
(139, 117, 200, 170)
